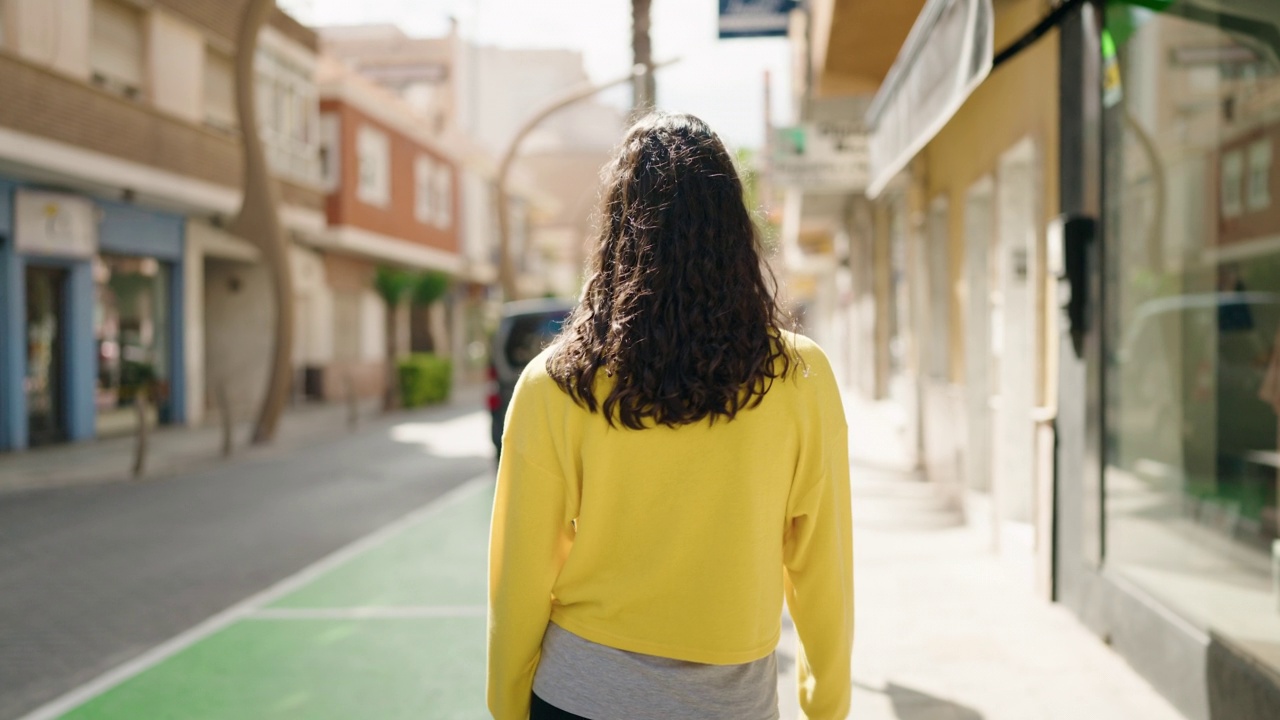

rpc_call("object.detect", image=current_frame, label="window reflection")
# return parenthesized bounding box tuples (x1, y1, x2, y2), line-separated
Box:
(1104, 3, 1280, 675)
(94, 254, 170, 436)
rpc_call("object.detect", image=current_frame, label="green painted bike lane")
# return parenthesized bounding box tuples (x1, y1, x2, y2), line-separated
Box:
(42, 478, 495, 720)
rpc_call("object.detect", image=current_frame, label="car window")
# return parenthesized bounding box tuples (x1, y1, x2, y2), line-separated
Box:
(503, 311, 568, 369)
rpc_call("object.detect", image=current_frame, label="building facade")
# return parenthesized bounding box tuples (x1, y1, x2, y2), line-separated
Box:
(319, 24, 624, 385)
(310, 56, 461, 401)
(801, 0, 1280, 716)
(0, 0, 325, 451)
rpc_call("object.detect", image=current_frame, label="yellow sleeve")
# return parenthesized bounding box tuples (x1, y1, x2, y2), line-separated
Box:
(487, 379, 574, 719)
(783, 381, 853, 719)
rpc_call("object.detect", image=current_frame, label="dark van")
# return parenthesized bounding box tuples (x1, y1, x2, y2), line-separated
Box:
(488, 298, 575, 457)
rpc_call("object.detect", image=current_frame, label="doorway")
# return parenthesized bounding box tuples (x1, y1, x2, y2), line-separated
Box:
(25, 265, 68, 446)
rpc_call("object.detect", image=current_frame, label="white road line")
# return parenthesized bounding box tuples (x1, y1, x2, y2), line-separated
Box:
(247, 606, 487, 620)
(17, 474, 493, 720)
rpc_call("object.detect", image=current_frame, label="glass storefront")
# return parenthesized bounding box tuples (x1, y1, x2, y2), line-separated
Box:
(25, 266, 67, 446)
(93, 254, 171, 436)
(1104, 2, 1280, 672)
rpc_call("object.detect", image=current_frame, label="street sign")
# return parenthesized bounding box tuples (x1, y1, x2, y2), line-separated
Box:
(770, 123, 869, 192)
(718, 0, 797, 39)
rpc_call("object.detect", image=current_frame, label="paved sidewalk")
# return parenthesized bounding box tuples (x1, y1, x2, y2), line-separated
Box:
(0, 384, 485, 494)
(772, 396, 1187, 719)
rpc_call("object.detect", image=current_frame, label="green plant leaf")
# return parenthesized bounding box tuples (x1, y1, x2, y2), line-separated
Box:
(374, 267, 418, 304)
(412, 271, 450, 307)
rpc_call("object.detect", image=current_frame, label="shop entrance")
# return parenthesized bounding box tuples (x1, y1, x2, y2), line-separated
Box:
(25, 265, 68, 447)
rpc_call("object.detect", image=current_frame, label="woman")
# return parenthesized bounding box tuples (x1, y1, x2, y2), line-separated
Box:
(488, 113, 852, 720)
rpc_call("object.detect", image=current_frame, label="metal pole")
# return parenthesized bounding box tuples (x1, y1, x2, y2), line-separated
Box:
(631, 0, 655, 117)
(494, 59, 678, 300)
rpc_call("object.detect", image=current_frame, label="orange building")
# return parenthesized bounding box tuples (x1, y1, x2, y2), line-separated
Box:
(296, 57, 462, 402)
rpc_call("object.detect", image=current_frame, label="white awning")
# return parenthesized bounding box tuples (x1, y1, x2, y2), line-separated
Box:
(865, 0, 994, 198)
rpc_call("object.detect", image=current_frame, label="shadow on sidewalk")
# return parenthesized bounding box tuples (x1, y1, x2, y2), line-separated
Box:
(854, 679, 985, 720)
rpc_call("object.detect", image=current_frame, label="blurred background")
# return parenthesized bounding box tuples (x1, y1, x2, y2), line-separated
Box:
(0, 0, 1278, 718)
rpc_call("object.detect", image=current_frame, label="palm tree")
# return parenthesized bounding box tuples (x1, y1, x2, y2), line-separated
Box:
(411, 271, 450, 353)
(374, 267, 418, 412)
(631, 0, 654, 116)
(229, 0, 293, 444)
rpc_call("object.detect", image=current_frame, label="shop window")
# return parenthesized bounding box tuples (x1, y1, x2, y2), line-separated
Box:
(415, 155, 435, 224)
(356, 124, 390, 207)
(90, 0, 145, 99)
(94, 255, 171, 437)
(1248, 138, 1272, 212)
(203, 48, 237, 132)
(1103, 7, 1280, 680)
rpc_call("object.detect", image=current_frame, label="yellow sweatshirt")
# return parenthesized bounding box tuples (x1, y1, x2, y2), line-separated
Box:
(487, 332, 853, 719)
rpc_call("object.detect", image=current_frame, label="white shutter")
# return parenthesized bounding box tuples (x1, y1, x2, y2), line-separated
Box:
(434, 165, 453, 228)
(356, 125, 390, 207)
(203, 49, 236, 130)
(415, 155, 434, 224)
(90, 0, 144, 91)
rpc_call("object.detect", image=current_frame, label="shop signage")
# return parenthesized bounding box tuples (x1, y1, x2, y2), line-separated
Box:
(865, 0, 994, 197)
(15, 190, 98, 259)
(718, 0, 797, 39)
(771, 123, 869, 192)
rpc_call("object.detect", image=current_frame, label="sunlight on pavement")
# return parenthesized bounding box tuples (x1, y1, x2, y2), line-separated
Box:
(389, 412, 494, 460)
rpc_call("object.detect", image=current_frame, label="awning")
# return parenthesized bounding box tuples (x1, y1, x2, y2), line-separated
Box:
(864, 0, 994, 198)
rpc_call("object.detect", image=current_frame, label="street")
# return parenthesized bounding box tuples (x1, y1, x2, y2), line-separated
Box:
(0, 404, 494, 719)
(0, 397, 1187, 720)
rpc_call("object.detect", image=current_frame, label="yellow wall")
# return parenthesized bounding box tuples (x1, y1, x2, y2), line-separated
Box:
(920, 0, 1061, 386)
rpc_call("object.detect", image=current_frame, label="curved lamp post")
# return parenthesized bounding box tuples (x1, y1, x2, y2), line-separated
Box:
(494, 59, 678, 300)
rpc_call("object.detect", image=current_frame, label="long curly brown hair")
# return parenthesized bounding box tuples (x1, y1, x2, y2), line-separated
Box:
(546, 113, 792, 429)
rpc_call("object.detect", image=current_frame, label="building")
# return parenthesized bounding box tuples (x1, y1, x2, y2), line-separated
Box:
(798, 0, 1280, 716)
(0, 0, 325, 451)
(319, 24, 625, 301)
(307, 55, 462, 401)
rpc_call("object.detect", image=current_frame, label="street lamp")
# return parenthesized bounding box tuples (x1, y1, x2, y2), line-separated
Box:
(494, 58, 679, 301)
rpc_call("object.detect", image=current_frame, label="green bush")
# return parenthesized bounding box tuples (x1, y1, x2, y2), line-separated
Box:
(398, 353, 453, 408)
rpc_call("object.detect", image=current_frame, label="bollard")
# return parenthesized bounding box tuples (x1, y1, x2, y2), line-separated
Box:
(218, 382, 234, 457)
(132, 386, 149, 479)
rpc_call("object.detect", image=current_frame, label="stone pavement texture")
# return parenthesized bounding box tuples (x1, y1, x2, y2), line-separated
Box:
(0, 385, 485, 493)
(774, 393, 1186, 720)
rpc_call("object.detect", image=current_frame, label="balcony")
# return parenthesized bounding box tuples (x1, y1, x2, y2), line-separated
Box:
(0, 48, 322, 213)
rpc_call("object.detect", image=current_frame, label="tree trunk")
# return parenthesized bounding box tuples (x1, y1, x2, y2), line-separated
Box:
(229, 0, 294, 445)
(218, 381, 234, 457)
(631, 0, 655, 117)
(416, 304, 436, 354)
(384, 300, 399, 413)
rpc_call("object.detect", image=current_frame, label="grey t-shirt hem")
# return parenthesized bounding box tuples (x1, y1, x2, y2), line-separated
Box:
(532, 622, 780, 720)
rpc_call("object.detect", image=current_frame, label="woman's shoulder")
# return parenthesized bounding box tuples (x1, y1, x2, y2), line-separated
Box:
(777, 330, 834, 374)
(779, 329, 821, 354)
(516, 347, 559, 391)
